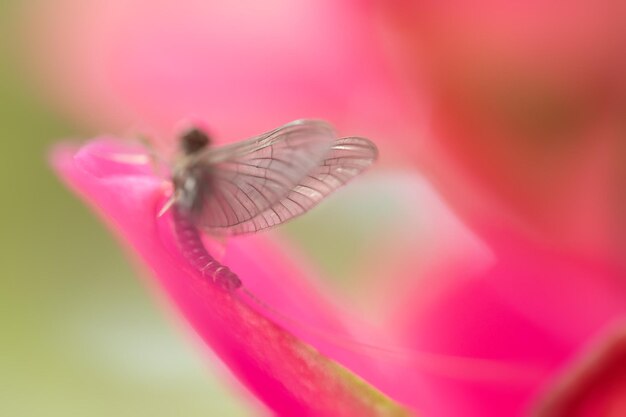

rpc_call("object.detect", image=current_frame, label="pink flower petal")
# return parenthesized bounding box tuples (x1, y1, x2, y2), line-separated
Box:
(51, 139, 411, 416)
(375, 1, 626, 267)
(393, 231, 626, 417)
(531, 322, 626, 417)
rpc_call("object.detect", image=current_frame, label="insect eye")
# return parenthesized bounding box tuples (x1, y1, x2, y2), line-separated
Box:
(180, 128, 211, 155)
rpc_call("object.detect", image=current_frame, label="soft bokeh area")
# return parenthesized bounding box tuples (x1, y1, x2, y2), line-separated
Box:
(3, 1, 626, 416)
(0, 1, 252, 416)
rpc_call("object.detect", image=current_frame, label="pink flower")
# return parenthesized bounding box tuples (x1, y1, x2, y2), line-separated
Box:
(34, 1, 626, 415)
(51, 138, 412, 416)
(369, 4, 626, 411)
(52, 136, 626, 417)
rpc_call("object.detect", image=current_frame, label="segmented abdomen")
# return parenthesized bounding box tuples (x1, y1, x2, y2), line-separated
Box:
(171, 205, 241, 291)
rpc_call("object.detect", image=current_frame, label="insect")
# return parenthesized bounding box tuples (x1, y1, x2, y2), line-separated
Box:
(167, 119, 378, 290)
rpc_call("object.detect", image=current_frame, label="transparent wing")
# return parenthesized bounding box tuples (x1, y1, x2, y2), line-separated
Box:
(191, 119, 337, 230)
(223, 136, 378, 234)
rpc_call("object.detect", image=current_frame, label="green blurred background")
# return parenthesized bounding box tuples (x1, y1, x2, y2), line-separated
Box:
(0, 2, 254, 415)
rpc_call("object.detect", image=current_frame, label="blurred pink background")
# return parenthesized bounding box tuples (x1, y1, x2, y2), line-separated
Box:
(3, 1, 625, 416)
